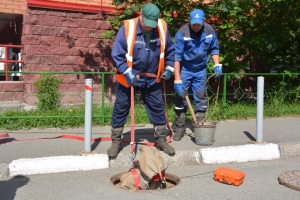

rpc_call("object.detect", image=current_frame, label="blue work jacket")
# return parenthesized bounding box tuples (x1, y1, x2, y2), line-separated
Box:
(111, 18, 175, 87)
(175, 23, 219, 73)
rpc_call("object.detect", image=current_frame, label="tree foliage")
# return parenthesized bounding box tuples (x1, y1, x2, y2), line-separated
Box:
(207, 0, 300, 73)
(105, 0, 300, 73)
(106, 0, 207, 37)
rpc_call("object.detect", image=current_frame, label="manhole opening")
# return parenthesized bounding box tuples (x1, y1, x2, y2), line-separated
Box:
(111, 172, 181, 190)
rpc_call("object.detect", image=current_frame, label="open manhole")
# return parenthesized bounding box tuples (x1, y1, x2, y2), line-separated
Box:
(111, 172, 180, 190)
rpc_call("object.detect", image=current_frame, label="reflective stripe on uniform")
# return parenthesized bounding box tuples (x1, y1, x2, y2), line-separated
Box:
(116, 17, 168, 87)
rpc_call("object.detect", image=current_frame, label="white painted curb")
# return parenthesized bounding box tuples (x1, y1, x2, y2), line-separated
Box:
(6, 143, 282, 176)
(9, 154, 109, 176)
(200, 143, 280, 164)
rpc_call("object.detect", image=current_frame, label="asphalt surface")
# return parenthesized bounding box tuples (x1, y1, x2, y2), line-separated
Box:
(0, 117, 300, 178)
(1, 158, 300, 199)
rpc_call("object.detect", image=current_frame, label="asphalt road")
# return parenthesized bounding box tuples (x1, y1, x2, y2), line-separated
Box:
(1, 158, 299, 200)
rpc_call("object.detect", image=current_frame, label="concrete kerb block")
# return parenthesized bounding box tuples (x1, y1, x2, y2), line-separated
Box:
(161, 150, 201, 165)
(200, 143, 280, 164)
(3, 142, 298, 177)
(109, 150, 202, 168)
(278, 142, 300, 158)
(9, 154, 109, 176)
(0, 163, 9, 178)
(109, 153, 133, 168)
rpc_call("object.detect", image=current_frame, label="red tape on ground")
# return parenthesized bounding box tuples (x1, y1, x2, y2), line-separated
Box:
(0, 133, 111, 143)
(0, 133, 170, 146)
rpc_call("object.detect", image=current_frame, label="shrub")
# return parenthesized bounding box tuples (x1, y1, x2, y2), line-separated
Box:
(33, 73, 63, 111)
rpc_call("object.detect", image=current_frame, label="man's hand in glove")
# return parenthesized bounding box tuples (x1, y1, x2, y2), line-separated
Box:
(214, 64, 222, 78)
(124, 68, 140, 87)
(174, 80, 184, 96)
(160, 66, 174, 80)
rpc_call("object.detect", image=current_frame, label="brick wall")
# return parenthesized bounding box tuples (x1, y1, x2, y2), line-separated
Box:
(51, 0, 114, 7)
(50, 0, 211, 7)
(0, 0, 115, 15)
(21, 7, 116, 106)
(0, 0, 27, 14)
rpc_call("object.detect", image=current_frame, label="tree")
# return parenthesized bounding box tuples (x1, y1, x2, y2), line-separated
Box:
(104, 0, 207, 38)
(104, 0, 300, 73)
(207, 0, 300, 73)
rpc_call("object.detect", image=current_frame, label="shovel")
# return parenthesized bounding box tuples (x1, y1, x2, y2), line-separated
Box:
(185, 95, 216, 146)
(185, 95, 201, 125)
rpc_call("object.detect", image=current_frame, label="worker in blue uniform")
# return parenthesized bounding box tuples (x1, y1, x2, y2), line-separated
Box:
(173, 9, 222, 141)
(108, 3, 175, 158)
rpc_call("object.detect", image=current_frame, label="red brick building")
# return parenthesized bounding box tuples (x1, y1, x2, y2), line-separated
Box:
(0, 0, 118, 105)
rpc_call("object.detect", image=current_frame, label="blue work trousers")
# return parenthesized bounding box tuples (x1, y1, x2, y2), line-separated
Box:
(111, 82, 166, 128)
(175, 66, 207, 113)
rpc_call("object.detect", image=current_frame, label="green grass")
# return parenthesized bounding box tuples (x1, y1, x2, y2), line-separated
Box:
(0, 99, 299, 130)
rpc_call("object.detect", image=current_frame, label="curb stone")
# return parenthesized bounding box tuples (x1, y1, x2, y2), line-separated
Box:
(0, 163, 9, 178)
(110, 143, 281, 167)
(1, 142, 300, 178)
(278, 142, 300, 159)
(8, 155, 109, 176)
(109, 150, 201, 168)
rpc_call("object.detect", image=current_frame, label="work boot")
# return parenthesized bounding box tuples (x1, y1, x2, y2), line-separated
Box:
(173, 110, 186, 141)
(154, 125, 175, 155)
(107, 126, 124, 159)
(156, 138, 175, 156)
(196, 112, 206, 123)
(173, 125, 185, 141)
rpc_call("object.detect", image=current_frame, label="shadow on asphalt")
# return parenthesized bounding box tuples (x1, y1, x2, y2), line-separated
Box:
(121, 128, 156, 151)
(0, 175, 29, 200)
(243, 131, 256, 142)
(0, 138, 15, 145)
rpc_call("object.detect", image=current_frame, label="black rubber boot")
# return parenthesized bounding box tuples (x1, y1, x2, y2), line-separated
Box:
(154, 125, 175, 156)
(196, 112, 205, 123)
(156, 138, 175, 156)
(107, 126, 124, 159)
(174, 126, 185, 141)
(173, 111, 186, 141)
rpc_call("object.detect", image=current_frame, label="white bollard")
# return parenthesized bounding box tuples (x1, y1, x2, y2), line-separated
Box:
(256, 76, 264, 143)
(84, 79, 93, 152)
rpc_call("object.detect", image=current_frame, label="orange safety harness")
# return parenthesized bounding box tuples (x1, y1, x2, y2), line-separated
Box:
(129, 79, 170, 190)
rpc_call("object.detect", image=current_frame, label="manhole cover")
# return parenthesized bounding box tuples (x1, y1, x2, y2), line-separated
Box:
(111, 172, 180, 190)
(278, 170, 300, 191)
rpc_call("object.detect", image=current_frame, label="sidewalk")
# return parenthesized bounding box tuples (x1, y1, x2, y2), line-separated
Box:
(1, 117, 300, 178)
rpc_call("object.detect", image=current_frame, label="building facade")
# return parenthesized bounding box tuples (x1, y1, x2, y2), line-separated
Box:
(0, 0, 117, 105)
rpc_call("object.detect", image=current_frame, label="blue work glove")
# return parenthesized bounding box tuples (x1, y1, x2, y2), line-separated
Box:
(214, 64, 222, 78)
(174, 80, 185, 97)
(123, 68, 140, 87)
(160, 66, 174, 80)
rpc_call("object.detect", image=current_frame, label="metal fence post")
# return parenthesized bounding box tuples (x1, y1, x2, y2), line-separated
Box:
(256, 76, 264, 143)
(222, 74, 227, 118)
